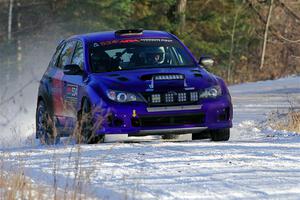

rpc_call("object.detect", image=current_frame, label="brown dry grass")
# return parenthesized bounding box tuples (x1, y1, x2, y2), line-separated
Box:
(0, 170, 47, 200)
(0, 145, 96, 200)
(268, 110, 300, 133)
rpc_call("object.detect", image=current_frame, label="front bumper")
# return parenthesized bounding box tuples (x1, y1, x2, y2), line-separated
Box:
(133, 126, 208, 136)
(94, 95, 232, 136)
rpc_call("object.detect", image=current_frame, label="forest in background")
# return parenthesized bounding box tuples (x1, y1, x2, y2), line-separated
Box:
(0, 0, 299, 86)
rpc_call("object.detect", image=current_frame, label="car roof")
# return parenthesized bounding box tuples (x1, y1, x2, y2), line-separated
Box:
(67, 30, 173, 43)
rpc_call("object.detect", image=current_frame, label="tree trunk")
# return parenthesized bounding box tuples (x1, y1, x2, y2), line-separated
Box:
(228, 7, 240, 83)
(260, 0, 274, 70)
(8, 0, 14, 41)
(17, 1, 22, 73)
(176, 0, 187, 34)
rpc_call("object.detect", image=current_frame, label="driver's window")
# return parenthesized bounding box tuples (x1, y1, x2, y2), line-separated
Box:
(71, 41, 84, 70)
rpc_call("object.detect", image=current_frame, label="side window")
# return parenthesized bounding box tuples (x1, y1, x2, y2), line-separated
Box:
(49, 43, 65, 67)
(57, 41, 76, 68)
(71, 41, 84, 70)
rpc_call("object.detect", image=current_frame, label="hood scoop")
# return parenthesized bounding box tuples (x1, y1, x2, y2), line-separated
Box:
(142, 73, 186, 92)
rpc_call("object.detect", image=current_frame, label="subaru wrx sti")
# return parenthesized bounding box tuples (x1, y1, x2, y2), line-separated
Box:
(36, 29, 232, 144)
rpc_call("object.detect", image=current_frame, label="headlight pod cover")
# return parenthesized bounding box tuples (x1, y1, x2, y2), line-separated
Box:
(106, 90, 143, 102)
(199, 85, 222, 98)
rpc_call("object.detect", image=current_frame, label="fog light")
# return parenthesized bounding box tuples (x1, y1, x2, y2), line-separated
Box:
(178, 92, 186, 102)
(151, 94, 161, 103)
(190, 91, 198, 101)
(165, 93, 174, 103)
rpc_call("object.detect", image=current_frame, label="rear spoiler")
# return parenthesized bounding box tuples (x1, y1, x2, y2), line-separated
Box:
(115, 29, 144, 36)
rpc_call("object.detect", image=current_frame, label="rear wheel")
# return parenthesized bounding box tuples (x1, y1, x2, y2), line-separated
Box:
(36, 100, 60, 145)
(76, 99, 104, 144)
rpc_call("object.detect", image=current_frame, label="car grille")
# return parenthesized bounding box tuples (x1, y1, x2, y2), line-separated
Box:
(132, 113, 205, 127)
(142, 91, 200, 106)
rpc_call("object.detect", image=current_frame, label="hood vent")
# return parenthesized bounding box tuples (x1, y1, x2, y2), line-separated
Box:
(140, 73, 185, 81)
(154, 74, 184, 80)
(191, 69, 202, 77)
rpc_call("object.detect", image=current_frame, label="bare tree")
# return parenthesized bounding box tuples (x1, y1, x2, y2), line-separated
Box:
(176, 0, 187, 34)
(228, 5, 241, 83)
(8, 0, 13, 41)
(260, 0, 274, 70)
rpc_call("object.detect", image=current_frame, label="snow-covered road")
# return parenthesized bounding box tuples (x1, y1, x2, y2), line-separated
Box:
(1, 76, 300, 199)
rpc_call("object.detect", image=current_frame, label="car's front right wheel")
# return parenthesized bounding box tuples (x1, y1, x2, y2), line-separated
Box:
(210, 128, 230, 141)
(192, 128, 230, 141)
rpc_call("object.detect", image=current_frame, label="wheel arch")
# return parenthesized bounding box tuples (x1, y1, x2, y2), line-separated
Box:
(37, 95, 44, 104)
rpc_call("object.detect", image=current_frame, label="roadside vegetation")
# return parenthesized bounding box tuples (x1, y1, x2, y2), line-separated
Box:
(268, 109, 300, 133)
(267, 96, 300, 133)
(0, 169, 47, 200)
(0, 146, 96, 200)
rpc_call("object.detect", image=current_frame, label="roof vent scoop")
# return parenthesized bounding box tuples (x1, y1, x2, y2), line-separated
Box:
(115, 29, 144, 36)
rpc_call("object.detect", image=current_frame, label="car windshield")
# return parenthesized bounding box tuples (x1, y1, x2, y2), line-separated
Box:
(89, 38, 195, 73)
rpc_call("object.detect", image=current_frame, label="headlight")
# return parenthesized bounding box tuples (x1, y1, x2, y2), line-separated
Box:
(199, 86, 222, 98)
(106, 90, 143, 102)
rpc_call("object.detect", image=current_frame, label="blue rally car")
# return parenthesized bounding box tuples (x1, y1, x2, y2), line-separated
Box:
(36, 29, 232, 144)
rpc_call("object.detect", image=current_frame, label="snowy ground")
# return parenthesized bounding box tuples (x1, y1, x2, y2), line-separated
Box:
(1, 76, 300, 199)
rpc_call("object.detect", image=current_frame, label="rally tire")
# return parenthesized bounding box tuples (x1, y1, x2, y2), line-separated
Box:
(76, 99, 104, 144)
(36, 100, 60, 145)
(192, 130, 210, 140)
(210, 128, 230, 141)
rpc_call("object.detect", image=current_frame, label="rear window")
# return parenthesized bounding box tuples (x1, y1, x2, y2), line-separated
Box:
(89, 38, 195, 73)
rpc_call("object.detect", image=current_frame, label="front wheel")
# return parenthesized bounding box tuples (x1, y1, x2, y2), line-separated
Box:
(210, 128, 230, 141)
(75, 99, 105, 144)
(192, 130, 210, 140)
(192, 128, 230, 141)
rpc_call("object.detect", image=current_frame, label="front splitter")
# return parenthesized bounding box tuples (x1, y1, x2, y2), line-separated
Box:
(130, 126, 207, 136)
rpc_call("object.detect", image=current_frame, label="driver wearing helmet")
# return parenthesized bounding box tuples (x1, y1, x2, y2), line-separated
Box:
(141, 47, 165, 65)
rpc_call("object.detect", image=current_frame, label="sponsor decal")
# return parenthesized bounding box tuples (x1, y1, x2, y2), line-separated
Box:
(52, 71, 64, 115)
(97, 38, 174, 46)
(140, 38, 173, 43)
(65, 84, 78, 102)
(63, 84, 78, 117)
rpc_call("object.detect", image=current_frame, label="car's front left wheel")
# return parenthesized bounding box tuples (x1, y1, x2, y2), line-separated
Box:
(75, 99, 105, 144)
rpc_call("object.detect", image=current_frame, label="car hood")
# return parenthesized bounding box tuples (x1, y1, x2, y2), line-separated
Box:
(89, 67, 220, 93)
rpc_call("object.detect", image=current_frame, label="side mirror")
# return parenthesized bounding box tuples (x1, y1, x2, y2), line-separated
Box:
(199, 57, 214, 68)
(63, 64, 83, 75)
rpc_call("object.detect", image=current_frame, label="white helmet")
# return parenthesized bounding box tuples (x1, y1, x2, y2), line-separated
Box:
(140, 46, 165, 65)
